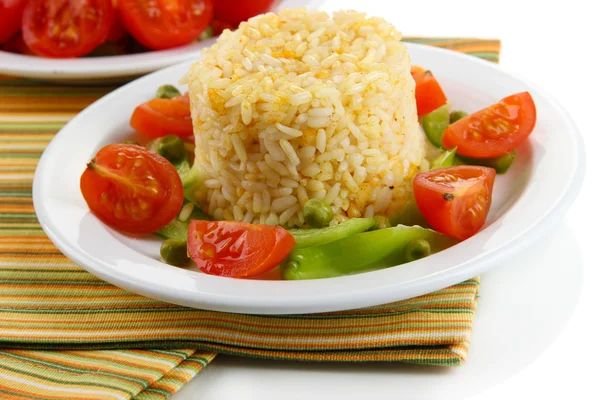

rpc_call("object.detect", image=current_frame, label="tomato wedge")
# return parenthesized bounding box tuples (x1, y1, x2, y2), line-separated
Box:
(188, 220, 296, 278)
(412, 69, 447, 117)
(0, 0, 28, 44)
(442, 92, 537, 158)
(119, 0, 213, 50)
(413, 166, 496, 240)
(22, 0, 115, 58)
(130, 94, 193, 138)
(80, 144, 184, 234)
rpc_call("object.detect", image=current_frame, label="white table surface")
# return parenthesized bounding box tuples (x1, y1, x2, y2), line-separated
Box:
(174, 0, 599, 398)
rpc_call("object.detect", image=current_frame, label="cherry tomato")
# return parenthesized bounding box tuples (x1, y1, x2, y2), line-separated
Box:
(107, 6, 127, 43)
(2, 33, 35, 55)
(188, 220, 296, 278)
(22, 0, 114, 58)
(130, 93, 193, 138)
(442, 92, 537, 158)
(213, 0, 275, 26)
(119, 0, 213, 50)
(0, 0, 28, 44)
(412, 69, 447, 117)
(80, 144, 184, 234)
(413, 166, 496, 240)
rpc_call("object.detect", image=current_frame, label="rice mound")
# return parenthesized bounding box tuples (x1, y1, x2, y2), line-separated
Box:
(185, 8, 425, 227)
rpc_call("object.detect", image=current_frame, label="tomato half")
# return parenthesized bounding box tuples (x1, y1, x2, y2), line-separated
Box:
(188, 220, 296, 278)
(0, 0, 28, 44)
(413, 69, 447, 117)
(119, 0, 213, 50)
(213, 0, 275, 26)
(442, 92, 537, 158)
(80, 144, 184, 234)
(413, 166, 496, 240)
(22, 0, 115, 58)
(130, 94, 193, 138)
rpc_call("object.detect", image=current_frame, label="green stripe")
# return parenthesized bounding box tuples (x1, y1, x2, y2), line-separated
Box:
(0, 350, 150, 388)
(0, 362, 137, 396)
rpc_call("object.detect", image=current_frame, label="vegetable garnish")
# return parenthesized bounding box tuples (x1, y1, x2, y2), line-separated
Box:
(442, 92, 537, 158)
(80, 144, 184, 234)
(188, 220, 296, 278)
(119, 0, 214, 50)
(130, 93, 193, 138)
(413, 166, 496, 240)
(411, 67, 448, 117)
(283, 225, 457, 280)
(213, 0, 275, 26)
(22, 0, 115, 58)
(0, 0, 28, 44)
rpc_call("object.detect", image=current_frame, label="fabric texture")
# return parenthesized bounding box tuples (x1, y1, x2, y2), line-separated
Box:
(0, 38, 500, 399)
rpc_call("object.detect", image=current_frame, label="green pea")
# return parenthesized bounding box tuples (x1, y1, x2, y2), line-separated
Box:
(369, 215, 392, 230)
(160, 239, 190, 266)
(431, 147, 461, 170)
(121, 139, 139, 145)
(403, 239, 431, 262)
(156, 84, 181, 99)
(421, 104, 450, 147)
(150, 135, 187, 164)
(303, 198, 334, 228)
(449, 110, 469, 124)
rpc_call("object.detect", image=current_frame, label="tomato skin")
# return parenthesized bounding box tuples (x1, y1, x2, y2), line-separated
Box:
(413, 166, 496, 240)
(130, 94, 193, 138)
(442, 92, 537, 158)
(413, 70, 447, 117)
(22, 0, 115, 58)
(120, 0, 213, 50)
(0, 0, 28, 44)
(188, 220, 296, 278)
(213, 0, 275, 26)
(2, 33, 35, 55)
(80, 144, 184, 234)
(107, 8, 128, 43)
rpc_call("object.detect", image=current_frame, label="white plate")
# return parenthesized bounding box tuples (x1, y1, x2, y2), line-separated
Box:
(32, 43, 585, 314)
(0, 0, 314, 82)
(0, 39, 217, 82)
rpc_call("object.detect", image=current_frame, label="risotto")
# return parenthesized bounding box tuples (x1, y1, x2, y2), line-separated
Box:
(184, 8, 425, 227)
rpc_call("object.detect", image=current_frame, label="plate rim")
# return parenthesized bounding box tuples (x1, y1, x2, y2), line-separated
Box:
(32, 42, 586, 314)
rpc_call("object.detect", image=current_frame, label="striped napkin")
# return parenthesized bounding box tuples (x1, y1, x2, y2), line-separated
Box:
(0, 38, 499, 399)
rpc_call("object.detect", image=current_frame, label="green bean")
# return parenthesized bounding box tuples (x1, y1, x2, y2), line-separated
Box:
(303, 198, 334, 228)
(449, 110, 469, 124)
(160, 239, 190, 266)
(389, 201, 430, 228)
(149, 135, 186, 164)
(421, 104, 450, 147)
(156, 84, 181, 99)
(283, 225, 456, 280)
(430, 147, 460, 170)
(459, 151, 516, 174)
(199, 26, 214, 40)
(156, 202, 211, 241)
(369, 216, 391, 230)
(403, 239, 431, 262)
(289, 217, 375, 248)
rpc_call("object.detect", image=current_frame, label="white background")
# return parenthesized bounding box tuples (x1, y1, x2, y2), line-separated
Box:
(174, 0, 599, 398)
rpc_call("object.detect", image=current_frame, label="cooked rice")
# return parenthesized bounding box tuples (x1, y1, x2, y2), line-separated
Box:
(184, 8, 425, 227)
